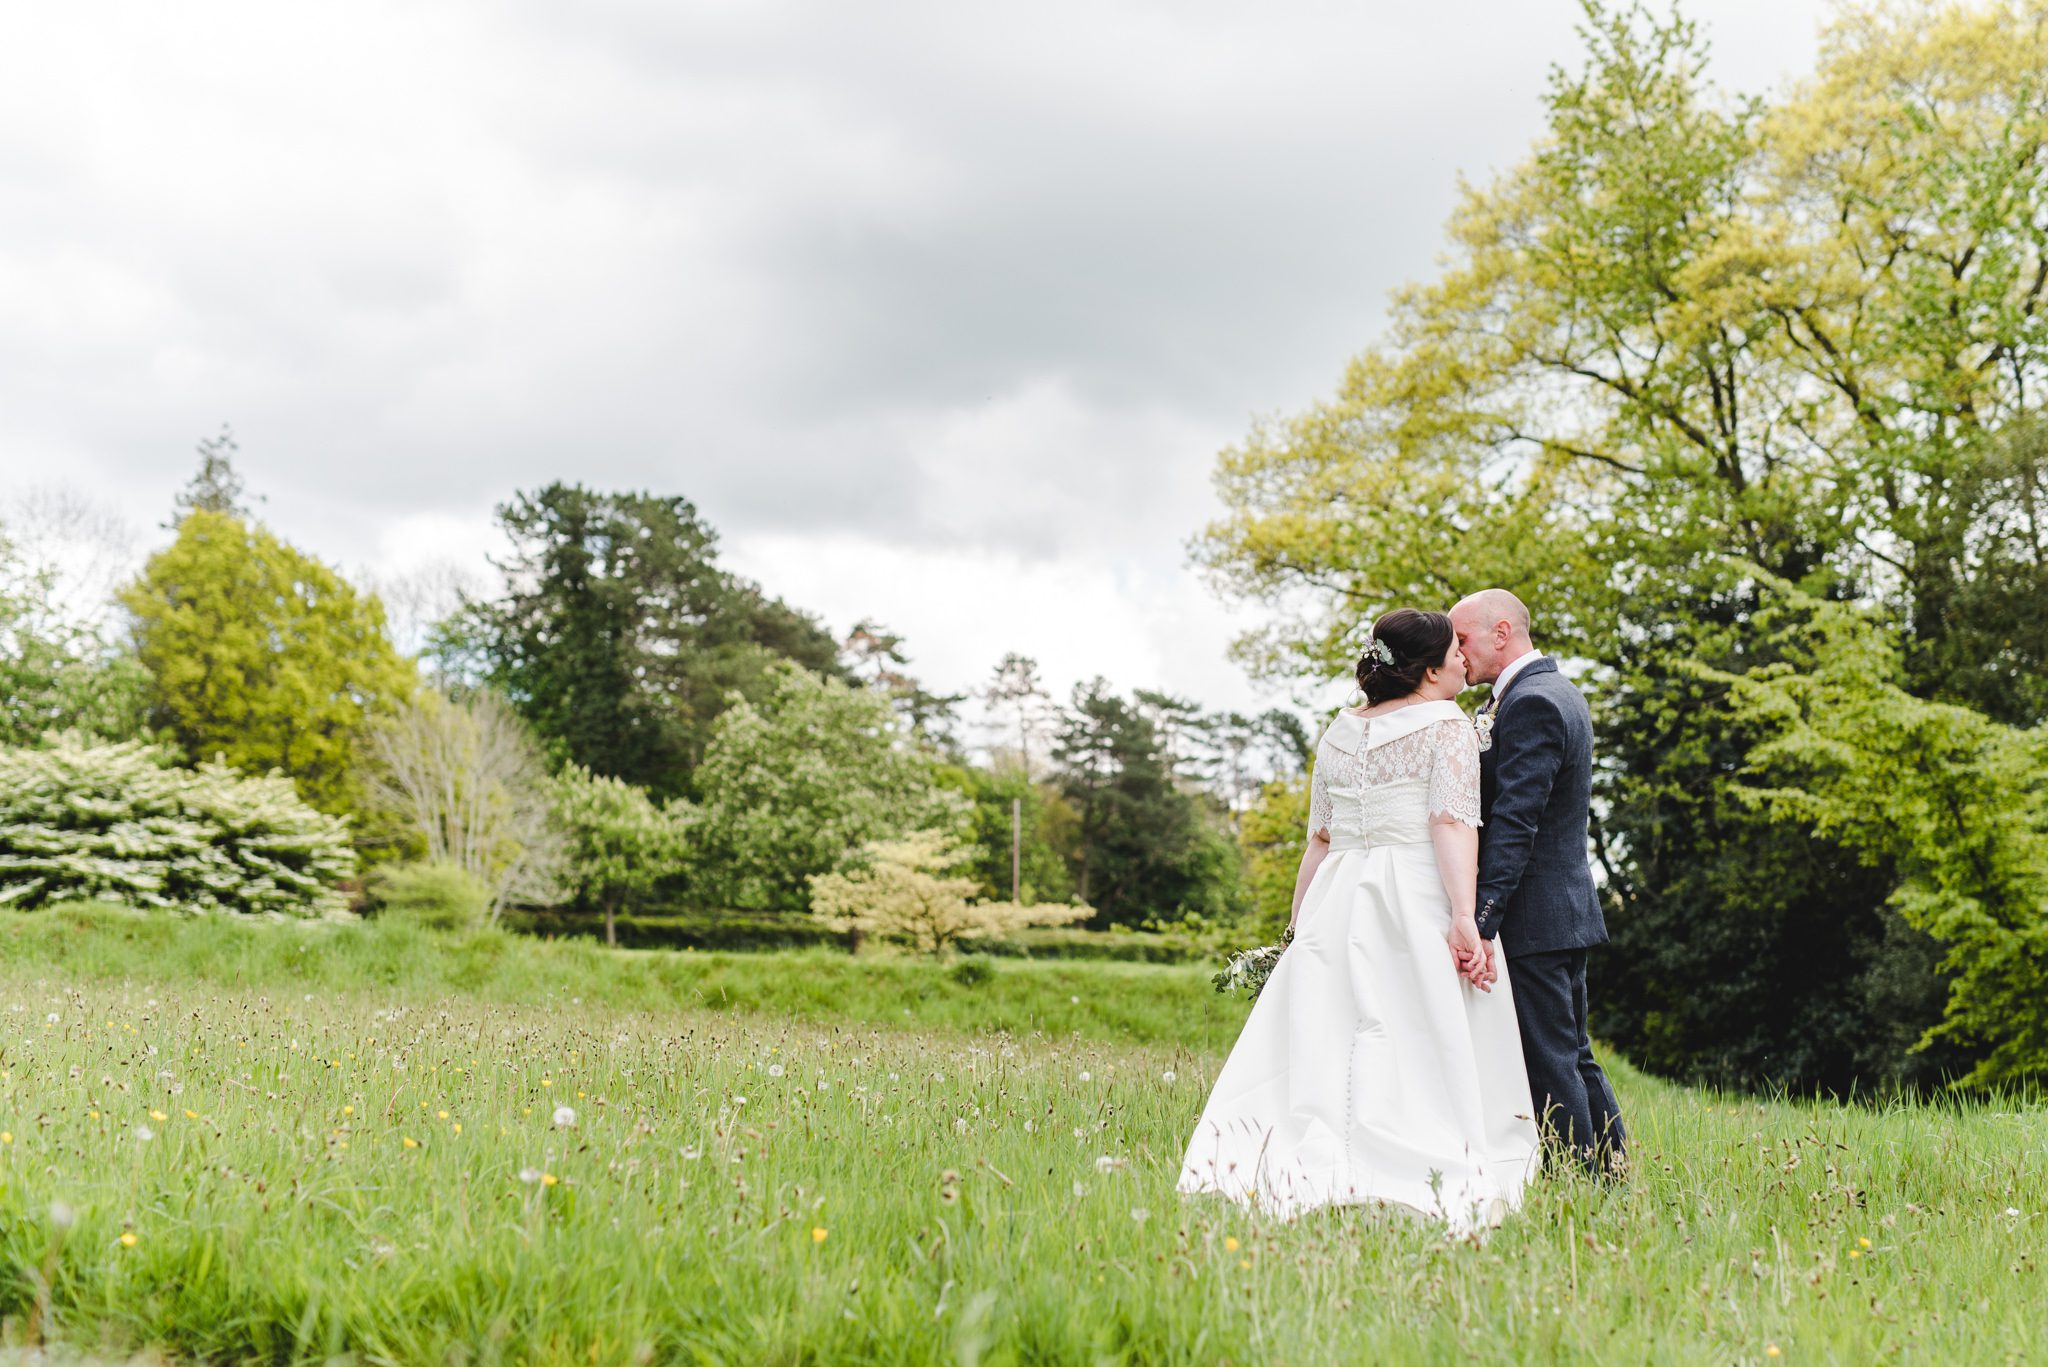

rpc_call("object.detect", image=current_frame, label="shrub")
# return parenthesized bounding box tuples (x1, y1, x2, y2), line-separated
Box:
(948, 957, 994, 987)
(809, 831, 1095, 954)
(0, 732, 354, 918)
(368, 861, 490, 931)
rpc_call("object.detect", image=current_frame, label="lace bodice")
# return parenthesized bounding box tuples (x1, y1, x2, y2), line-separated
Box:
(1306, 700, 1483, 846)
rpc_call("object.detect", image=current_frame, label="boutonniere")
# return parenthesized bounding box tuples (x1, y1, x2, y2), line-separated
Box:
(1474, 693, 1501, 752)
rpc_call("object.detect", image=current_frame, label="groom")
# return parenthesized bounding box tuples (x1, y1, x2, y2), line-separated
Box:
(1448, 589, 1626, 1175)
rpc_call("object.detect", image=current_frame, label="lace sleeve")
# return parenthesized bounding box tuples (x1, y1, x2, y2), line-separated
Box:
(1427, 717, 1483, 828)
(1305, 736, 1333, 842)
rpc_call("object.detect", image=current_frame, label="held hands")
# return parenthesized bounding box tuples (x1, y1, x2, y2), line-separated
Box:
(1446, 915, 1497, 992)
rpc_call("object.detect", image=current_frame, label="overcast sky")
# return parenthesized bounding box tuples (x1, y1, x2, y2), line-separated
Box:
(1, 0, 1834, 722)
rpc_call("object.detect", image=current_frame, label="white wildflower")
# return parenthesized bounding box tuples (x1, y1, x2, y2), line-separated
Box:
(552, 1106, 577, 1128)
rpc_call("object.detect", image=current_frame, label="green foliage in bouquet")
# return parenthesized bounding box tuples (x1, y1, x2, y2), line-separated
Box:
(1212, 929, 1291, 1000)
(0, 732, 355, 918)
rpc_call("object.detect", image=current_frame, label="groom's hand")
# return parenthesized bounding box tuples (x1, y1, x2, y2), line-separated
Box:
(1447, 916, 1491, 993)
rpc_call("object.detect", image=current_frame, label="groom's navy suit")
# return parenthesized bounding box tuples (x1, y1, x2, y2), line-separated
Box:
(1474, 657, 1626, 1169)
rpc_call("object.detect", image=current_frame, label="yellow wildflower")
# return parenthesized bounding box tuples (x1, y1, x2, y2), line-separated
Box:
(542, 1173, 559, 1186)
(437, 1110, 449, 1120)
(1224, 1236, 1239, 1251)
(342, 1105, 354, 1116)
(149, 1110, 167, 1122)
(120, 1232, 138, 1248)
(403, 1137, 419, 1149)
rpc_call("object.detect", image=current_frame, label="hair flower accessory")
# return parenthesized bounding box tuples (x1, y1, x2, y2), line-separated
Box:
(1361, 629, 1395, 672)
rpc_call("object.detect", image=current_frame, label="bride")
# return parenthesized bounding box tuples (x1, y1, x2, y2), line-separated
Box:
(1177, 608, 1539, 1234)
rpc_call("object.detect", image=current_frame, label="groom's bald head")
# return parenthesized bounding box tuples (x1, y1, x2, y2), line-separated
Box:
(1449, 589, 1533, 686)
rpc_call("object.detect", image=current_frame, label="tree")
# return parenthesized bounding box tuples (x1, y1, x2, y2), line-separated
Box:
(171, 425, 253, 524)
(1588, 574, 1955, 1092)
(1236, 777, 1309, 942)
(843, 619, 967, 750)
(0, 732, 354, 918)
(691, 662, 964, 911)
(936, 761, 1078, 905)
(979, 653, 1059, 778)
(1191, 0, 2048, 1089)
(0, 530, 148, 747)
(121, 511, 415, 816)
(1053, 679, 1243, 926)
(363, 687, 564, 922)
(807, 830, 1093, 954)
(1706, 582, 2048, 1087)
(446, 484, 845, 799)
(552, 765, 691, 946)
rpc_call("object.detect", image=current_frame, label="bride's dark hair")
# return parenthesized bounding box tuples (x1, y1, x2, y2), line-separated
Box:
(1356, 608, 1455, 705)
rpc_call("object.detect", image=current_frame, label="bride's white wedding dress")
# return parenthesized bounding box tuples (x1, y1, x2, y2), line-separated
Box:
(1177, 700, 1539, 1234)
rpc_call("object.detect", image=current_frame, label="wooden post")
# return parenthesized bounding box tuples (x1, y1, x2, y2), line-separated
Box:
(1011, 797, 1022, 904)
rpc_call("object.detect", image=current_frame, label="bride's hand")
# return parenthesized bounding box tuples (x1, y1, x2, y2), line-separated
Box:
(1446, 915, 1491, 993)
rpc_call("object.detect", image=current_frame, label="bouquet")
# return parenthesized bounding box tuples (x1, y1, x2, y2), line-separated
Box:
(1210, 927, 1292, 1000)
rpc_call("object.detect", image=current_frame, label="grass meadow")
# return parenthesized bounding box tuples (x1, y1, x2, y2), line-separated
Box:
(0, 904, 2041, 1364)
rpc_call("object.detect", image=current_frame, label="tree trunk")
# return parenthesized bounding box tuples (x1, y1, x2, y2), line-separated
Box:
(604, 894, 619, 947)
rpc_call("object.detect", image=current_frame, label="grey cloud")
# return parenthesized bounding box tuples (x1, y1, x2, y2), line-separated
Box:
(3, 0, 1834, 705)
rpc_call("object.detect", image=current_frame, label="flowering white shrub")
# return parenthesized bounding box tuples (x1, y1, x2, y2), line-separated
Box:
(0, 732, 355, 918)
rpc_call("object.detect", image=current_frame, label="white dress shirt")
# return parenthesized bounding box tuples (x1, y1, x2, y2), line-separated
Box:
(1492, 648, 1544, 700)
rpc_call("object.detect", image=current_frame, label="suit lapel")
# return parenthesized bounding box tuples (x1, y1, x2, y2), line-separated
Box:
(1493, 656, 1557, 709)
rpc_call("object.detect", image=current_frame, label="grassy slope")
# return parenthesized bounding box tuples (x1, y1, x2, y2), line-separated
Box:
(4, 903, 1243, 1054)
(0, 906, 2041, 1364)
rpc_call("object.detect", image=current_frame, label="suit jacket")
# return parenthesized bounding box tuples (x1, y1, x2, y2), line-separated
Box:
(1474, 657, 1607, 956)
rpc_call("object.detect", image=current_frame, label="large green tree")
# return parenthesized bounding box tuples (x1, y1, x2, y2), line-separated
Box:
(1053, 680, 1242, 927)
(446, 484, 845, 800)
(690, 663, 962, 911)
(121, 511, 413, 816)
(1194, 0, 2048, 1089)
